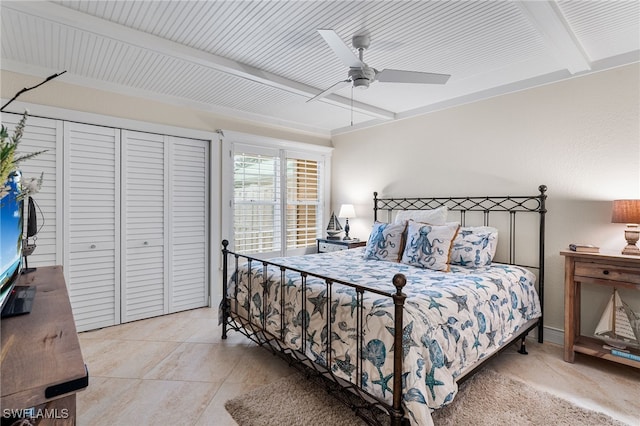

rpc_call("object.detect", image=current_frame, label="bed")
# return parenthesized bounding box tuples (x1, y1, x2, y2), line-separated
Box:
(220, 186, 547, 425)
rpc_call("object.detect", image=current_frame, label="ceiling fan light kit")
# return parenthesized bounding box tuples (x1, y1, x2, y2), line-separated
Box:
(311, 29, 451, 101)
(349, 66, 375, 89)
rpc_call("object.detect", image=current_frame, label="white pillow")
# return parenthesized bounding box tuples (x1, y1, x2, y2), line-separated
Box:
(394, 206, 448, 226)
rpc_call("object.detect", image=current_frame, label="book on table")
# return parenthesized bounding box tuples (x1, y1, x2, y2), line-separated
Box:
(568, 243, 599, 253)
(610, 349, 640, 362)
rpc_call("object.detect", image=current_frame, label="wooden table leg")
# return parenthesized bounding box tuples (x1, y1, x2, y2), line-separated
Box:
(564, 257, 577, 363)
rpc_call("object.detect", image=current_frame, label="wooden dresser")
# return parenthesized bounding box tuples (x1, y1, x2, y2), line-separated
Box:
(561, 250, 640, 368)
(1, 266, 88, 425)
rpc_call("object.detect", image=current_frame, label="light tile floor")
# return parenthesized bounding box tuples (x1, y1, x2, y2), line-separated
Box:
(77, 307, 640, 426)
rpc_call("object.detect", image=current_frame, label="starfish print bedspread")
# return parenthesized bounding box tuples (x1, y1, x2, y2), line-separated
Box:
(226, 248, 541, 425)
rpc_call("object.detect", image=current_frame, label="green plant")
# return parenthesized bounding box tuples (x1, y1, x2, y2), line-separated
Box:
(1, 110, 47, 198)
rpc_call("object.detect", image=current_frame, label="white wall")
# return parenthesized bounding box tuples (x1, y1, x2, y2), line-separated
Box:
(331, 63, 640, 341)
(0, 70, 332, 148)
(1, 69, 332, 306)
(4, 63, 638, 342)
(0, 69, 333, 239)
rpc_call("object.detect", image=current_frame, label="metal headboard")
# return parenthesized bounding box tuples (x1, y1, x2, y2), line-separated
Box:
(373, 185, 547, 342)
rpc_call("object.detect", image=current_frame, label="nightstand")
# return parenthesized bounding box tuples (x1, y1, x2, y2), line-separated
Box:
(560, 250, 640, 368)
(317, 238, 366, 253)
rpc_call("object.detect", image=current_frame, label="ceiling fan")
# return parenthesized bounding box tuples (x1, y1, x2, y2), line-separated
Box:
(308, 29, 451, 102)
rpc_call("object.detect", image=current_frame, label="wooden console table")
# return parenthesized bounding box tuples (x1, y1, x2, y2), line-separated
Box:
(561, 250, 640, 369)
(1, 266, 89, 425)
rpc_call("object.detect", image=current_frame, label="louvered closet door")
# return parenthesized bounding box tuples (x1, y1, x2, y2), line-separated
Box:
(64, 122, 120, 332)
(2, 114, 62, 266)
(121, 130, 168, 322)
(169, 137, 209, 312)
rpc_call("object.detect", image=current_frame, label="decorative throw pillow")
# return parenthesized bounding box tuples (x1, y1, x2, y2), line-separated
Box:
(449, 226, 499, 267)
(401, 221, 460, 271)
(363, 221, 407, 262)
(394, 206, 448, 225)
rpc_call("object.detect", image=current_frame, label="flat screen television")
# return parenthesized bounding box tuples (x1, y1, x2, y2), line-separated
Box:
(0, 171, 24, 312)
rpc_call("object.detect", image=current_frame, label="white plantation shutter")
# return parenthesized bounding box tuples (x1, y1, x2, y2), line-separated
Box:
(233, 151, 281, 254)
(286, 158, 321, 251)
(169, 136, 209, 312)
(232, 144, 323, 257)
(3, 114, 62, 267)
(121, 130, 168, 322)
(64, 122, 120, 332)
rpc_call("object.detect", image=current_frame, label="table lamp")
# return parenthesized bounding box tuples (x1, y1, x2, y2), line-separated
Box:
(338, 204, 356, 240)
(612, 199, 640, 256)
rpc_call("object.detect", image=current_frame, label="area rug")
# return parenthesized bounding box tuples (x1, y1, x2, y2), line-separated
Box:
(225, 368, 626, 426)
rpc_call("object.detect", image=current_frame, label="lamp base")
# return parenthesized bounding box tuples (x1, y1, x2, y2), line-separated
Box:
(622, 225, 640, 256)
(343, 218, 351, 240)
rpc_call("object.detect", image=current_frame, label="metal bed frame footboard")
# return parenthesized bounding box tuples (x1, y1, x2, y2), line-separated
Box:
(221, 185, 547, 425)
(221, 240, 408, 425)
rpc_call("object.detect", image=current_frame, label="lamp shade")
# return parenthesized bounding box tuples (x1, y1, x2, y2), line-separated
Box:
(612, 200, 640, 224)
(338, 204, 356, 218)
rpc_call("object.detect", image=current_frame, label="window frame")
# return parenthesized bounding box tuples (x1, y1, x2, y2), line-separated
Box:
(282, 155, 324, 253)
(221, 132, 332, 259)
(233, 148, 282, 255)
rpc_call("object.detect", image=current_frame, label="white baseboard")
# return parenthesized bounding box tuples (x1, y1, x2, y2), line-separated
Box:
(523, 325, 564, 346)
(542, 326, 564, 346)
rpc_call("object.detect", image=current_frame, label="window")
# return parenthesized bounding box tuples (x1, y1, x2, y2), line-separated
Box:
(230, 142, 327, 257)
(286, 158, 319, 249)
(233, 152, 281, 254)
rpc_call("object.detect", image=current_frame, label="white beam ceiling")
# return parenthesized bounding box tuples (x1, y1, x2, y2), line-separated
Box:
(2, 1, 395, 121)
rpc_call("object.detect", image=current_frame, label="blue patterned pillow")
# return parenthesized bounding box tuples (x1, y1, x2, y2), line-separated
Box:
(401, 221, 460, 271)
(401, 221, 460, 272)
(363, 221, 407, 262)
(449, 226, 499, 267)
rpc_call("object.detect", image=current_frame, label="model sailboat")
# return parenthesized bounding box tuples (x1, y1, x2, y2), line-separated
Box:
(326, 211, 343, 240)
(594, 289, 640, 349)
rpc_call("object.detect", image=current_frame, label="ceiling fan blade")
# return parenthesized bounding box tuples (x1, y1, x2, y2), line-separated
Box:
(307, 79, 351, 103)
(317, 29, 363, 68)
(376, 69, 451, 84)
